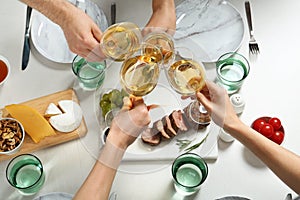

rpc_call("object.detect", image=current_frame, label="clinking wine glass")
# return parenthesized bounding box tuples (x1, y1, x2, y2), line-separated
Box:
(100, 22, 142, 62)
(165, 47, 206, 96)
(143, 30, 175, 66)
(119, 43, 163, 97)
(165, 47, 209, 127)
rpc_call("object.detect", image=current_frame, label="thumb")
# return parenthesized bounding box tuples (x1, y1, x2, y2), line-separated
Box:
(196, 91, 212, 114)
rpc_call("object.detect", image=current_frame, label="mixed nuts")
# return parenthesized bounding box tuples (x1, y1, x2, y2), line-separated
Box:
(0, 118, 23, 152)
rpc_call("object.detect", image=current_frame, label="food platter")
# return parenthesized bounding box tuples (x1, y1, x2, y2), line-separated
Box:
(0, 89, 87, 161)
(94, 74, 219, 173)
(175, 0, 245, 62)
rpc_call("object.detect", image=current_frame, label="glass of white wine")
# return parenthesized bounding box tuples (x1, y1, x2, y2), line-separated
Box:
(143, 30, 175, 66)
(165, 47, 206, 96)
(100, 22, 142, 62)
(119, 43, 163, 97)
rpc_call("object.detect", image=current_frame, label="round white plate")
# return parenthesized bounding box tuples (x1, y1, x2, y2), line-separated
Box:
(175, 0, 245, 63)
(30, 0, 108, 63)
(33, 192, 73, 200)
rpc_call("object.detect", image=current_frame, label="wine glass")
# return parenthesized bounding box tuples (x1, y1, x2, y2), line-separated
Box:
(100, 22, 142, 61)
(143, 30, 175, 66)
(165, 47, 206, 96)
(119, 43, 163, 97)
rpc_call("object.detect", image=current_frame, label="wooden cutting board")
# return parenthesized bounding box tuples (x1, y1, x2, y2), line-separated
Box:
(0, 89, 88, 161)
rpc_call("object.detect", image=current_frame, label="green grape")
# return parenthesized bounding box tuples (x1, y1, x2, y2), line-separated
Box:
(102, 93, 111, 102)
(121, 88, 129, 97)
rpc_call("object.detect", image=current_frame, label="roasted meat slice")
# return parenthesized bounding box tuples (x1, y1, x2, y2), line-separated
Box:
(164, 115, 177, 137)
(153, 119, 170, 139)
(170, 110, 188, 132)
(141, 128, 161, 146)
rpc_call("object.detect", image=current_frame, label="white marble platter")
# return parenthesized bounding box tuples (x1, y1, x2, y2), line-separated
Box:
(175, 0, 245, 63)
(30, 0, 108, 63)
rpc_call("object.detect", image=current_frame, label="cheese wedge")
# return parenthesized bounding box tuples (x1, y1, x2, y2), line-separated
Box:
(48, 100, 83, 133)
(5, 104, 56, 143)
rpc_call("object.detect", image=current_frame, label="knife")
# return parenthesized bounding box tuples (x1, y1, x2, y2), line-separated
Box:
(21, 6, 32, 71)
(111, 2, 116, 25)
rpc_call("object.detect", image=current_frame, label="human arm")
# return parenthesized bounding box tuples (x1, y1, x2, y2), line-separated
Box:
(144, 0, 176, 35)
(196, 81, 300, 194)
(73, 96, 151, 200)
(19, 0, 105, 61)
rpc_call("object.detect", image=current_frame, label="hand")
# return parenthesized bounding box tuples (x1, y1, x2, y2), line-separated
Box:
(195, 81, 240, 130)
(59, 5, 106, 61)
(143, 0, 176, 35)
(108, 96, 151, 149)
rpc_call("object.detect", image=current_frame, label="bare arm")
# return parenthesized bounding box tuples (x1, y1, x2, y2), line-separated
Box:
(73, 96, 151, 200)
(144, 0, 176, 34)
(19, 0, 104, 61)
(197, 81, 300, 194)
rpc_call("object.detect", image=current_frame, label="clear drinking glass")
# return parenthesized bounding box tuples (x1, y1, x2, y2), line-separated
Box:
(100, 22, 142, 61)
(165, 47, 206, 96)
(119, 43, 162, 97)
(72, 55, 106, 91)
(216, 52, 250, 94)
(172, 153, 208, 196)
(6, 154, 45, 196)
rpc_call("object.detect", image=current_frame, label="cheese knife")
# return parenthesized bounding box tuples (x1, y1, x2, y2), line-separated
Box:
(21, 6, 32, 71)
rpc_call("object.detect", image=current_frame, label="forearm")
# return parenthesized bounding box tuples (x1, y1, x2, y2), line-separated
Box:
(73, 141, 126, 200)
(19, 0, 75, 28)
(228, 121, 300, 193)
(152, 0, 175, 12)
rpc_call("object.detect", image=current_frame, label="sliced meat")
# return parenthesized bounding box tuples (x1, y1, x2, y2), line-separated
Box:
(164, 115, 177, 137)
(141, 128, 161, 146)
(170, 110, 188, 132)
(153, 119, 170, 139)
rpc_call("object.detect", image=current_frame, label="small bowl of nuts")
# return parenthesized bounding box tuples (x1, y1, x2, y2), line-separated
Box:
(0, 118, 25, 155)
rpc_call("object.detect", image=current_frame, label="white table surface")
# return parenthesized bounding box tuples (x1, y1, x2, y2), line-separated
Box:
(1, 0, 300, 199)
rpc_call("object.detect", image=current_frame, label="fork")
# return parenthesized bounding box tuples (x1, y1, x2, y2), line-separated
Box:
(245, 1, 260, 54)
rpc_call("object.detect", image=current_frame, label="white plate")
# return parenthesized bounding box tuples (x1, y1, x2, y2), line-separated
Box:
(175, 0, 245, 63)
(30, 0, 108, 63)
(33, 192, 73, 200)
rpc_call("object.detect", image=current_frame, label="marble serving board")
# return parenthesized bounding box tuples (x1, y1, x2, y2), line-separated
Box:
(0, 89, 88, 161)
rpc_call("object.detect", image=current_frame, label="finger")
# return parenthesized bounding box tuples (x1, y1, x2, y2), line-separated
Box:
(121, 96, 132, 111)
(196, 91, 212, 113)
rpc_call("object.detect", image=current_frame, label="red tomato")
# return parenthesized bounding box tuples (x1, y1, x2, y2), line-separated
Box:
(270, 130, 284, 145)
(252, 118, 267, 132)
(269, 117, 282, 130)
(259, 123, 274, 138)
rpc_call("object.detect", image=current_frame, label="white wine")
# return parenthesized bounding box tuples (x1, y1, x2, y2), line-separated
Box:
(120, 55, 160, 96)
(167, 60, 206, 95)
(144, 32, 174, 64)
(101, 22, 142, 61)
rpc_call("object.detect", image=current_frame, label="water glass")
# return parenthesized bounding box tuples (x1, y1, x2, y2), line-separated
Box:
(6, 154, 45, 196)
(72, 55, 106, 91)
(216, 52, 250, 94)
(172, 153, 208, 196)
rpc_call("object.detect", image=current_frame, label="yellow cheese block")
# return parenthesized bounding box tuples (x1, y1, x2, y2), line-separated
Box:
(5, 104, 56, 143)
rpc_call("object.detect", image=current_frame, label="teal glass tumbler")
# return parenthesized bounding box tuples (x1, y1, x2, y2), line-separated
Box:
(72, 55, 106, 91)
(216, 52, 250, 94)
(171, 153, 208, 196)
(6, 154, 45, 196)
